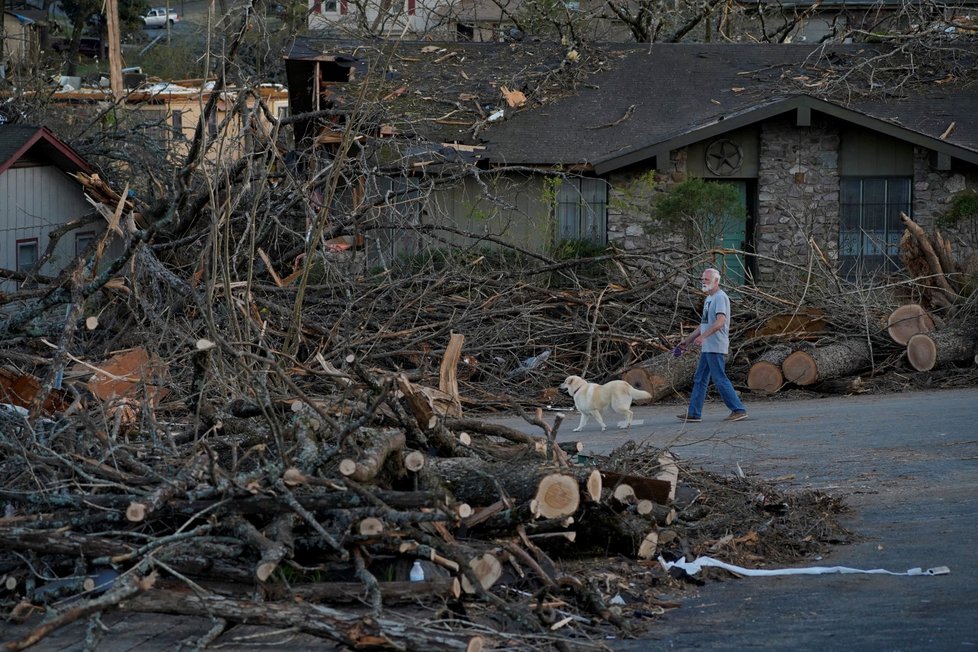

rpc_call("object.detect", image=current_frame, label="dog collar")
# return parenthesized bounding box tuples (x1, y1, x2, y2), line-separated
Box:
(571, 384, 583, 396)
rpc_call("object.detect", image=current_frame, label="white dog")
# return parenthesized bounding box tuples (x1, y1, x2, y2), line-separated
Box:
(560, 375, 652, 432)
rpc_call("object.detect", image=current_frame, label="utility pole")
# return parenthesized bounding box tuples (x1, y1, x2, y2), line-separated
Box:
(1, 0, 7, 78)
(105, 0, 123, 100)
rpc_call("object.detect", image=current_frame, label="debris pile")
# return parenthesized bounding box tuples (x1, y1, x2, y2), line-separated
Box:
(0, 390, 852, 649)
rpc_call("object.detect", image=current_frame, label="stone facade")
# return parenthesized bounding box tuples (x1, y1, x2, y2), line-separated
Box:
(755, 117, 841, 284)
(604, 114, 978, 286)
(911, 150, 978, 254)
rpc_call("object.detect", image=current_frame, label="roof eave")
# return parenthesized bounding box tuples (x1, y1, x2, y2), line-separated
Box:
(593, 95, 978, 175)
(0, 126, 94, 176)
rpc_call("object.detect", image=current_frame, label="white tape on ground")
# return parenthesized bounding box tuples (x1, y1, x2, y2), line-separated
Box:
(659, 555, 950, 577)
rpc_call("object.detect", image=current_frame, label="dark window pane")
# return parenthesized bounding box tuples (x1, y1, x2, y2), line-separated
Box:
(839, 177, 911, 278)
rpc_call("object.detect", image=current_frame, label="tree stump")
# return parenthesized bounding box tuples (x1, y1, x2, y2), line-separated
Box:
(906, 328, 978, 371)
(886, 304, 936, 345)
(781, 339, 872, 386)
(621, 350, 699, 401)
(747, 344, 794, 394)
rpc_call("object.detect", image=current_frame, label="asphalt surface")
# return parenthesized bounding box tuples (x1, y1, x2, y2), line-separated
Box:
(489, 387, 978, 651)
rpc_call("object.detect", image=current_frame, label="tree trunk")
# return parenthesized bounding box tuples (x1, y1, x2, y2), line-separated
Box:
(621, 350, 699, 401)
(906, 328, 977, 371)
(599, 470, 671, 504)
(886, 304, 935, 345)
(899, 212, 961, 307)
(423, 458, 595, 513)
(747, 344, 793, 394)
(781, 339, 872, 386)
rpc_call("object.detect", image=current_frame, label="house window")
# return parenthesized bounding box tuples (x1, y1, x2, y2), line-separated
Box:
(406, 0, 415, 15)
(208, 111, 218, 138)
(76, 231, 96, 256)
(172, 109, 183, 139)
(839, 177, 911, 277)
(16, 238, 39, 273)
(556, 177, 608, 245)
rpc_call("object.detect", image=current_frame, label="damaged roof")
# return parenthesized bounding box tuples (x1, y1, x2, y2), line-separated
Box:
(482, 43, 978, 171)
(283, 37, 592, 147)
(283, 39, 978, 171)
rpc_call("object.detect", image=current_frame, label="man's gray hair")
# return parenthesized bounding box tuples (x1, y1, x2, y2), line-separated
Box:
(704, 267, 721, 284)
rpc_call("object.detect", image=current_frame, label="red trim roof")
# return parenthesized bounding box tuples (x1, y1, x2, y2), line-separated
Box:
(0, 125, 94, 176)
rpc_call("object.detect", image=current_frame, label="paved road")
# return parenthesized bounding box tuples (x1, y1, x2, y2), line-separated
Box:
(2, 388, 975, 650)
(491, 388, 978, 651)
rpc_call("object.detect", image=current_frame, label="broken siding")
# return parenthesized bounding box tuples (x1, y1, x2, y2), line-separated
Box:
(0, 165, 93, 292)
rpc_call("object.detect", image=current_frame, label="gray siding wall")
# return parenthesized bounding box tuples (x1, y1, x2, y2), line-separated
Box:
(424, 174, 551, 253)
(1, 165, 96, 292)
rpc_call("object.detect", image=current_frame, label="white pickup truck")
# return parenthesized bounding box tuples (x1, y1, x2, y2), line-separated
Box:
(142, 7, 179, 27)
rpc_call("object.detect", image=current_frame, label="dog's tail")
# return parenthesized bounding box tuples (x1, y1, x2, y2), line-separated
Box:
(630, 387, 653, 402)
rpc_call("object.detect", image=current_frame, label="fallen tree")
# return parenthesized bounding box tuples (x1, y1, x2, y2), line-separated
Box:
(906, 327, 978, 371)
(781, 339, 873, 386)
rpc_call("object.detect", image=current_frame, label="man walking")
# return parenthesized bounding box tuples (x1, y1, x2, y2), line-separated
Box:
(675, 268, 748, 422)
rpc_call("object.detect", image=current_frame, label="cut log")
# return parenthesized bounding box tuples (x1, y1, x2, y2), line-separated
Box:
(907, 328, 978, 371)
(424, 458, 596, 511)
(532, 474, 580, 519)
(357, 518, 384, 536)
(747, 344, 794, 394)
(612, 483, 635, 503)
(781, 339, 872, 386)
(621, 349, 699, 401)
(582, 469, 602, 502)
(600, 471, 671, 505)
(403, 451, 426, 472)
(339, 429, 406, 482)
(460, 553, 503, 593)
(887, 304, 935, 345)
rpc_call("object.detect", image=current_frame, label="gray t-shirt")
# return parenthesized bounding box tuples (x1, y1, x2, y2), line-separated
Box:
(700, 290, 731, 354)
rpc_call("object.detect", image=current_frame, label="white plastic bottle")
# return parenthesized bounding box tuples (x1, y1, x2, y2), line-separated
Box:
(409, 560, 424, 582)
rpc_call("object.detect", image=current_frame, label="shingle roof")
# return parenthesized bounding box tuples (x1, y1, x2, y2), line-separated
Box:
(283, 39, 978, 170)
(481, 43, 978, 170)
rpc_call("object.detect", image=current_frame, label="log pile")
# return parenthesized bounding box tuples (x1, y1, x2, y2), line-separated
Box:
(0, 351, 701, 649)
(0, 340, 863, 650)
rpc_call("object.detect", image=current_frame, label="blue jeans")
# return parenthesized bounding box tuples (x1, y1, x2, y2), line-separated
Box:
(687, 352, 746, 418)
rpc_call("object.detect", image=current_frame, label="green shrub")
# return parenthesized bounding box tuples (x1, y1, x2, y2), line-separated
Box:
(938, 189, 978, 229)
(653, 177, 744, 250)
